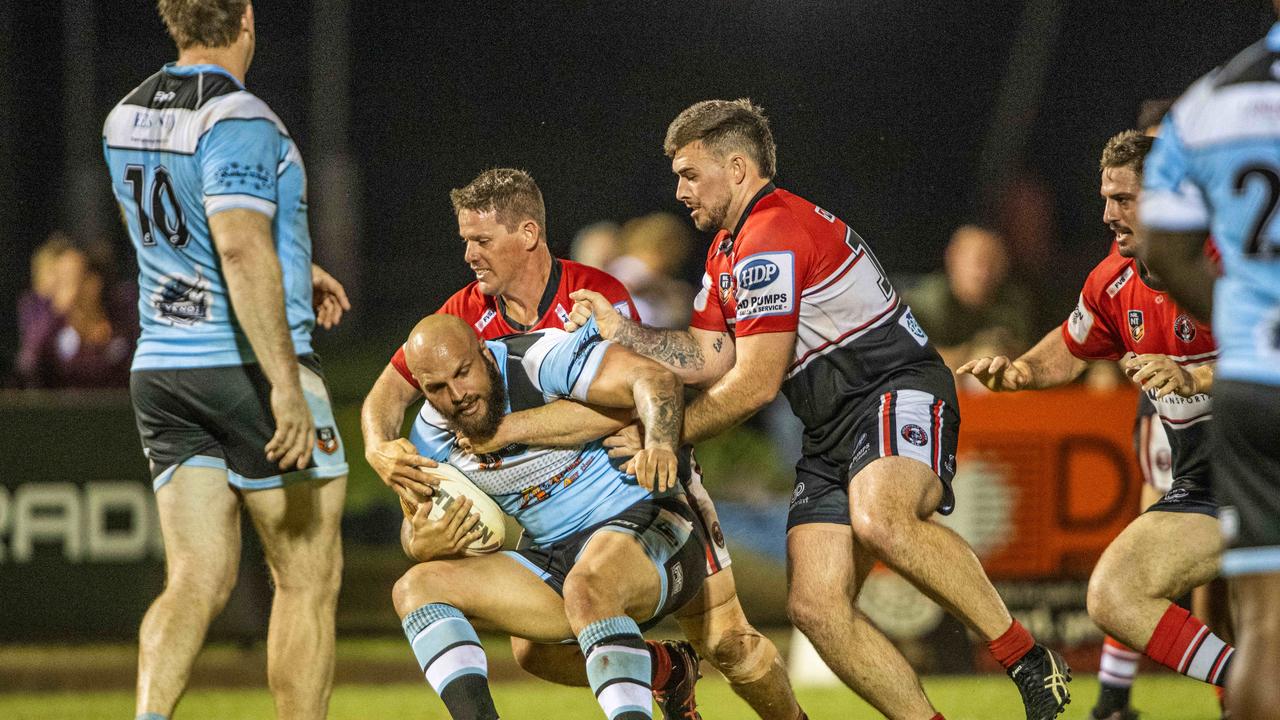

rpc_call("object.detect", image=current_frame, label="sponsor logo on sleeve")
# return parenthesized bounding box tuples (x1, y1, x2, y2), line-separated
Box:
(1067, 295, 1095, 344)
(1173, 313, 1196, 342)
(1128, 309, 1145, 342)
(814, 205, 836, 222)
(733, 251, 794, 319)
(899, 308, 929, 347)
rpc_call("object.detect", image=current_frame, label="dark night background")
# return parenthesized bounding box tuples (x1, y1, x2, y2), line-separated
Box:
(1, 1, 1273, 383)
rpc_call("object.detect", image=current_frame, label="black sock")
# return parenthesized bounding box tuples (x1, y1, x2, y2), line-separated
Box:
(1093, 683, 1131, 715)
(440, 674, 500, 720)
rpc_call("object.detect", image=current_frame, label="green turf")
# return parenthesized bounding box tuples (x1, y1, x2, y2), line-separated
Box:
(0, 674, 1223, 719)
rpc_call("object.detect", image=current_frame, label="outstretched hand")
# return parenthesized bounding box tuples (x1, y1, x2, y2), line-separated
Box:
(955, 355, 1029, 392)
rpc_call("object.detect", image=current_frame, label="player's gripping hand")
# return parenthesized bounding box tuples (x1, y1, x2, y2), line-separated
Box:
(367, 438, 440, 505)
(604, 422, 642, 461)
(955, 355, 1030, 391)
(564, 289, 622, 338)
(265, 382, 315, 471)
(1122, 353, 1198, 398)
(310, 263, 351, 330)
(627, 446, 678, 493)
(405, 496, 484, 561)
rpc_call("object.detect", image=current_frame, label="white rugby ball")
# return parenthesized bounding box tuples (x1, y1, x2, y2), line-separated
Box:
(400, 462, 506, 556)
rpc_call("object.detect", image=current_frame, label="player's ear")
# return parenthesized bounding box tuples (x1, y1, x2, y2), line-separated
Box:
(242, 3, 254, 34)
(521, 219, 541, 251)
(729, 154, 748, 185)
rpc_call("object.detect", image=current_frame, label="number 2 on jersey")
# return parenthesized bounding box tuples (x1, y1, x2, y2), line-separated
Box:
(1233, 165, 1280, 258)
(123, 164, 189, 249)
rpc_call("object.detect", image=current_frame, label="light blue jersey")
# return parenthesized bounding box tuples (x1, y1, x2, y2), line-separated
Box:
(1142, 25, 1280, 387)
(409, 320, 672, 546)
(103, 63, 314, 370)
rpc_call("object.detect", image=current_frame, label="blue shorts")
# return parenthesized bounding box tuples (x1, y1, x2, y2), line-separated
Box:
(506, 496, 706, 629)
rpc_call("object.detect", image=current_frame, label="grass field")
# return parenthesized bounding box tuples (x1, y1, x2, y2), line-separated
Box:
(0, 673, 1224, 719)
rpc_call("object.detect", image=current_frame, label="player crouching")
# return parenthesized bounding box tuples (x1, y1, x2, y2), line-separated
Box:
(389, 314, 706, 720)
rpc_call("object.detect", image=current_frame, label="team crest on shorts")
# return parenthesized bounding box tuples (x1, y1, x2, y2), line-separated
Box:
(900, 424, 928, 447)
(1128, 310, 1145, 342)
(710, 521, 726, 548)
(1173, 313, 1196, 342)
(316, 427, 339, 454)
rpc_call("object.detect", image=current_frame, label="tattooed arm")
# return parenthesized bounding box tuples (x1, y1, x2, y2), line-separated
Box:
(565, 289, 734, 387)
(681, 330, 794, 444)
(581, 344, 685, 492)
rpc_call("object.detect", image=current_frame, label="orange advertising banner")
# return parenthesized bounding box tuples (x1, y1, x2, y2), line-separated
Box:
(952, 387, 1144, 581)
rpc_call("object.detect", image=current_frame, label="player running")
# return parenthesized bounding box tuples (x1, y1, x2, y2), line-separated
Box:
(361, 168, 802, 720)
(960, 130, 1235, 705)
(102, 2, 349, 718)
(559, 99, 1070, 720)
(1139, 14, 1280, 716)
(392, 313, 703, 720)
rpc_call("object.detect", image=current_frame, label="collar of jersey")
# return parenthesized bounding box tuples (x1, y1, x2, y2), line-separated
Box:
(162, 62, 246, 90)
(719, 182, 777, 254)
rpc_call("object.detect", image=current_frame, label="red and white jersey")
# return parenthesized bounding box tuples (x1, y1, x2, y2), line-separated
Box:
(390, 258, 639, 389)
(691, 184, 950, 453)
(1062, 249, 1217, 483)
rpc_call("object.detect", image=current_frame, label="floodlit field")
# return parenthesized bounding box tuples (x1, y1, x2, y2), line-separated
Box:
(0, 674, 1223, 720)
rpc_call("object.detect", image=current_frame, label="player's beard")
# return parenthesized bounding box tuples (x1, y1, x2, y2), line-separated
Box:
(444, 355, 508, 443)
(694, 192, 732, 232)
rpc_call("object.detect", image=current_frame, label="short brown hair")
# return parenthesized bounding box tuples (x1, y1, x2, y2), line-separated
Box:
(157, 0, 249, 49)
(449, 168, 547, 238)
(1100, 129, 1154, 176)
(664, 99, 777, 179)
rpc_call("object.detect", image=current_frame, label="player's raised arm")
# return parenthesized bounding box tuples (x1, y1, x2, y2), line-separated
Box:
(457, 400, 632, 455)
(565, 288, 734, 387)
(957, 327, 1088, 392)
(361, 362, 440, 500)
(680, 330, 794, 445)
(579, 344, 684, 492)
(209, 208, 313, 470)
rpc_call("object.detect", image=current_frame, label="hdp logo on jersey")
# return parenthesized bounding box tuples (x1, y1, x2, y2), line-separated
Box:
(901, 424, 928, 447)
(1174, 313, 1196, 342)
(738, 259, 780, 290)
(1128, 310, 1145, 342)
(152, 271, 211, 326)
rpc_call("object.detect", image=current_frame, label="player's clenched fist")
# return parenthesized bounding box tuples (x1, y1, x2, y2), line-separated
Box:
(1122, 353, 1200, 398)
(627, 446, 678, 493)
(955, 355, 1030, 392)
(367, 437, 440, 502)
(403, 496, 483, 561)
(564, 288, 622, 337)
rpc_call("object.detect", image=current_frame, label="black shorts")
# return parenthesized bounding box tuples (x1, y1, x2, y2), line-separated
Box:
(1213, 379, 1280, 576)
(788, 385, 960, 530)
(506, 496, 707, 629)
(129, 354, 347, 491)
(1143, 475, 1217, 517)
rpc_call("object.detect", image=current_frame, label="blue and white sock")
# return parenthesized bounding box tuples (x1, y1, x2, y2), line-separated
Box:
(577, 616, 652, 720)
(402, 603, 498, 720)
(136, 714, 168, 720)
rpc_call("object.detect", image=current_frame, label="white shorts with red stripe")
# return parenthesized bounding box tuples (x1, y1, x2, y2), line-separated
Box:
(683, 449, 732, 576)
(788, 387, 960, 530)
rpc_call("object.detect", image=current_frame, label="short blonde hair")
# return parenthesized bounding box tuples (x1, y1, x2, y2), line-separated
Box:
(1100, 129, 1154, 177)
(449, 168, 547, 239)
(157, 0, 248, 49)
(664, 99, 777, 179)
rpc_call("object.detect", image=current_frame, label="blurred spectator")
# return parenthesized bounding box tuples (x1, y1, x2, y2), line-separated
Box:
(905, 224, 1034, 372)
(607, 212, 695, 328)
(13, 233, 137, 388)
(569, 220, 622, 270)
(1137, 98, 1175, 136)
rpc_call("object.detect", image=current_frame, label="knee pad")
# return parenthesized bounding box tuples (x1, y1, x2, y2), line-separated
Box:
(712, 627, 781, 687)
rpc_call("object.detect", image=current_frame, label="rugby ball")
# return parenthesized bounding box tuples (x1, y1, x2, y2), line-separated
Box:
(399, 462, 506, 556)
